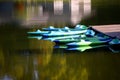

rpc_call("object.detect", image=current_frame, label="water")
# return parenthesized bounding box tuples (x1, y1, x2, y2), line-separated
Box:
(0, 0, 120, 80)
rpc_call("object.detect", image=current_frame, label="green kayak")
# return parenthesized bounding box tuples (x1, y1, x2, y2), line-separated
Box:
(67, 35, 112, 47)
(67, 38, 120, 52)
(67, 44, 108, 52)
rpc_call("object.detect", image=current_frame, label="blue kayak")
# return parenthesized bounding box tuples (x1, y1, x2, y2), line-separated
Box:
(27, 29, 49, 35)
(42, 25, 88, 31)
(42, 30, 87, 37)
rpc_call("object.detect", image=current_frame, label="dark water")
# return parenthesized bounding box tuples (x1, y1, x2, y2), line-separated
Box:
(0, 1, 120, 80)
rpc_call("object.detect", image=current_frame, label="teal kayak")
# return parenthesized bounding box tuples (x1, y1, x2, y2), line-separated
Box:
(42, 30, 87, 37)
(43, 35, 81, 41)
(54, 32, 110, 44)
(27, 29, 49, 35)
(42, 25, 88, 31)
(53, 34, 86, 43)
(54, 38, 80, 43)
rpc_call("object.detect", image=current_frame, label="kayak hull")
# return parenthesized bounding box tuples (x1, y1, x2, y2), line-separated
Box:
(67, 37, 112, 47)
(67, 45, 108, 52)
(27, 30, 49, 35)
(43, 35, 80, 41)
(42, 30, 87, 37)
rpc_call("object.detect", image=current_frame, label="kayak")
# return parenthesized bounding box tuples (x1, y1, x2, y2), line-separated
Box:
(54, 32, 110, 44)
(42, 25, 88, 31)
(67, 44, 108, 52)
(27, 29, 49, 35)
(67, 35, 112, 47)
(42, 30, 87, 37)
(54, 38, 80, 43)
(52, 28, 96, 43)
(43, 35, 81, 41)
(53, 34, 86, 43)
(67, 38, 120, 52)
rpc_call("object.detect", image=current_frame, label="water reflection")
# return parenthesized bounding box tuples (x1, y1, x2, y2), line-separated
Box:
(71, 0, 82, 25)
(0, 0, 120, 80)
(54, 0, 63, 15)
(24, 0, 91, 25)
(0, 40, 120, 80)
(0, 0, 120, 25)
(83, 0, 91, 17)
(26, 3, 49, 25)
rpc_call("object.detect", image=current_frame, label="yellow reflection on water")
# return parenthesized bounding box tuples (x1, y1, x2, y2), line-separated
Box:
(0, 48, 5, 76)
(51, 57, 67, 80)
(22, 0, 92, 25)
(13, 64, 24, 79)
(29, 39, 55, 66)
(80, 68, 88, 80)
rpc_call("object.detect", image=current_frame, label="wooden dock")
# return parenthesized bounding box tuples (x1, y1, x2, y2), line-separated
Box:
(92, 24, 120, 39)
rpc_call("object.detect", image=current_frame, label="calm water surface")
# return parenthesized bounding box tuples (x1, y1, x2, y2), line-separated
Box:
(0, 0, 120, 80)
